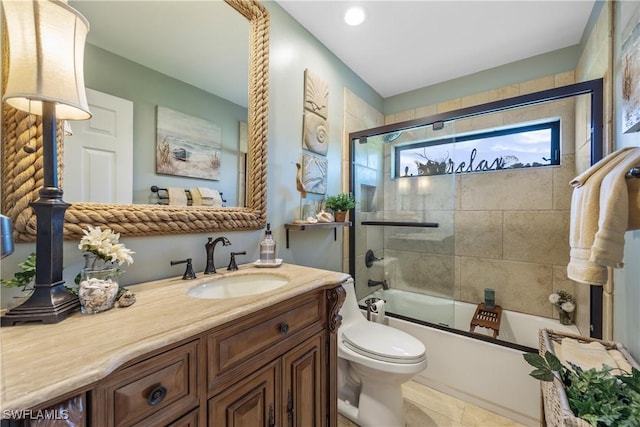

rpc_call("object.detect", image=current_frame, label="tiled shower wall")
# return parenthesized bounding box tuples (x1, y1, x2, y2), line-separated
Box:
(345, 72, 593, 322)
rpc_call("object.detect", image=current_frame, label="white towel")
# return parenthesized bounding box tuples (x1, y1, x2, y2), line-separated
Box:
(567, 147, 640, 284)
(555, 339, 618, 372)
(198, 187, 223, 207)
(167, 187, 188, 206)
(569, 147, 635, 187)
(590, 150, 640, 267)
(189, 188, 203, 206)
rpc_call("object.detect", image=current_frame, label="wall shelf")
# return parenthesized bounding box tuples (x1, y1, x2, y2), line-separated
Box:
(284, 222, 351, 248)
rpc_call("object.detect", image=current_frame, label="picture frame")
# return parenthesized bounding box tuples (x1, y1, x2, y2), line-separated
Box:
(156, 106, 222, 180)
(622, 23, 640, 133)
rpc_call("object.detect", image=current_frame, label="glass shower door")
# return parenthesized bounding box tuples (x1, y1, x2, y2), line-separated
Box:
(351, 120, 457, 327)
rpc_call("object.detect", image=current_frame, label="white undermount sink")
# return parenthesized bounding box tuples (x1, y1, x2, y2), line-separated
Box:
(187, 273, 289, 299)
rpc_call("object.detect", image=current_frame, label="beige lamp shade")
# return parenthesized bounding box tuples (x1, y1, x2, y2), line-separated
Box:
(2, 0, 91, 120)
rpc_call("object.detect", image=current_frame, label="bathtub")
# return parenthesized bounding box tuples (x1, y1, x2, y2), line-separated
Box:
(359, 289, 580, 426)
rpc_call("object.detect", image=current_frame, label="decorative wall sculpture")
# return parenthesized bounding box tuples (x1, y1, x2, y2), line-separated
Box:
(303, 111, 329, 155)
(301, 153, 328, 195)
(304, 68, 329, 119)
(302, 69, 330, 156)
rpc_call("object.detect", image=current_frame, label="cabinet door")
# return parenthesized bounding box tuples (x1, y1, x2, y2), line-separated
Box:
(209, 360, 279, 427)
(167, 408, 199, 427)
(282, 334, 324, 427)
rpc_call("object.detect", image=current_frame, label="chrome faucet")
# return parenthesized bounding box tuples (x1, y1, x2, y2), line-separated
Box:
(367, 279, 389, 290)
(204, 236, 231, 274)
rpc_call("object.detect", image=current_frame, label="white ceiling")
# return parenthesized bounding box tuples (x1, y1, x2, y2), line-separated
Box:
(276, 0, 596, 98)
(70, 0, 596, 106)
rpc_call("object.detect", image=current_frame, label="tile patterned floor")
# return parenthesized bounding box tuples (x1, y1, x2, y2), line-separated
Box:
(338, 381, 527, 427)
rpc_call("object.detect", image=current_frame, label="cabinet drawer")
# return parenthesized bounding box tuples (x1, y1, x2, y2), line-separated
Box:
(100, 341, 199, 426)
(208, 293, 323, 382)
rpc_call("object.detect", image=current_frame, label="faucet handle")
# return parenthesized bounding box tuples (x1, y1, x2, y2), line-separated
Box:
(365, 249, 384, 268)
(227, 251, 246, 271)
(171, 258, 196, 280)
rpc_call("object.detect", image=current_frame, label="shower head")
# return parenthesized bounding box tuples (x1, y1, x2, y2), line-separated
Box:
(382, 131, 402, 143)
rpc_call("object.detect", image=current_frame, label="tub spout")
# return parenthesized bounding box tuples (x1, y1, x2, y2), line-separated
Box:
(367, 279, 388, 290)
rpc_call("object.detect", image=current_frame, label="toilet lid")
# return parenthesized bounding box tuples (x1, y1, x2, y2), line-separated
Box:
(342, 322, 425, 364)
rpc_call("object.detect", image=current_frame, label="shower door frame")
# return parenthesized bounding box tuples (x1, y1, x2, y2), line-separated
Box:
(348, 78, 604, 339)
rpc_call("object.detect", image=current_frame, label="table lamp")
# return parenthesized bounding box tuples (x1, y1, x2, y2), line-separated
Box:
(1, 0, 91, 325)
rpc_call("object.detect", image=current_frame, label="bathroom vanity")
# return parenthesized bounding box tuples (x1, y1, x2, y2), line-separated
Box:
(0, 264, 348, 426)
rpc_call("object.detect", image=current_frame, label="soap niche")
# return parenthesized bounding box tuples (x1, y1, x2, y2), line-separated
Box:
(360, 184, 377, 212)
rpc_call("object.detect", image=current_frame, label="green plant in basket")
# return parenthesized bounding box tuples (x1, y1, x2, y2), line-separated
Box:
(325, 193, 356, 212)
(524, 351, 640, 426)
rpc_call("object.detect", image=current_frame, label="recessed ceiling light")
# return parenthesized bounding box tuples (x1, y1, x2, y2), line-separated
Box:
(344, 6, 366, 26)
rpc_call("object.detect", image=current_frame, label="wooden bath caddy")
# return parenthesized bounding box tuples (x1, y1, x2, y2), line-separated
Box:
(469, 303, 503, 338)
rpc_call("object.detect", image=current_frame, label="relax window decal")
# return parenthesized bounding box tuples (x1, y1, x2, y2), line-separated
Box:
(394, 120, 560, 178)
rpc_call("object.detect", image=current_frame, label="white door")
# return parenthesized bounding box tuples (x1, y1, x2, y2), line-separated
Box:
(63, 88, 134, 203)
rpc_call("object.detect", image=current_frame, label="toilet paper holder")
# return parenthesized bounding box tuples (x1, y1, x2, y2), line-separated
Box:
(364, 297, 385, 322)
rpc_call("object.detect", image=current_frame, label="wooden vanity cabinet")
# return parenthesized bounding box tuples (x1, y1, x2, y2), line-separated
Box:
(86, 284, 345, 427)
(208, 290, 328, 427)
(209, 333, 325, 427)
(281, 333, 324, 427)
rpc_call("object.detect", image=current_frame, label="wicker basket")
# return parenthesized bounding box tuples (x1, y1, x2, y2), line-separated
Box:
(538, 329, 640, 427)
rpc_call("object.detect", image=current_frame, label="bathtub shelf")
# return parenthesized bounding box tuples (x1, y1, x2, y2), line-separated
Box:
(360, 221, 439, 228)
(284, 221, 351, 248)
(469, 303, 503, 338)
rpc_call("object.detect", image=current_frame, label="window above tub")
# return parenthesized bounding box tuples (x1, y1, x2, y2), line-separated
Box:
(393, 119, 561, 178)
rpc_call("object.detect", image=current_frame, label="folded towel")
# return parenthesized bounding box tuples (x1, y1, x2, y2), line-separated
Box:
(167, 187, 188, 206)
(190, 188, 203, 206)
(198, 187, 223, 207)
(567, 147, 640, 284)
(569, 146, 635, 187)
(609, 349, 634, 374)
(555, 339, 618, 372)
(590, 149, 640, 268)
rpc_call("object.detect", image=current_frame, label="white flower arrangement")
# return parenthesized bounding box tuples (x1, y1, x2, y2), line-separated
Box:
(548, 290, 575, 313)
(78, 226, 134, 268)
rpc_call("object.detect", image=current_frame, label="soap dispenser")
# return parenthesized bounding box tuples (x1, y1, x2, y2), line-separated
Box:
(259, 223, 276, 264)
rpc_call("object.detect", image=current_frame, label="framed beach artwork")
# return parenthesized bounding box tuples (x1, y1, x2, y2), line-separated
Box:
(156, 106, 222, 180)
(622, 22, 640, 133)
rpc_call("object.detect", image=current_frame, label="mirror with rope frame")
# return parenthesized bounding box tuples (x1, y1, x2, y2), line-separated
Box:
(1, 0, 269, 242)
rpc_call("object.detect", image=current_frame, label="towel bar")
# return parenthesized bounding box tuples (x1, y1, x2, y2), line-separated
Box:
(150, 186, 226, 206)
(627, 167, 640, 179)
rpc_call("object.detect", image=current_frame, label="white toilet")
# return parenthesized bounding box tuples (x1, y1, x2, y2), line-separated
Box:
(337, 279, 427, 427)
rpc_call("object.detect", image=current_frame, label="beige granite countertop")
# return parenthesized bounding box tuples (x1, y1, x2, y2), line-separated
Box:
(0, 263, 350, 411)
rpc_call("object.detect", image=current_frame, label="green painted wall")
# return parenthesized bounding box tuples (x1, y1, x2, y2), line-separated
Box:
(84, 44, 247, 206)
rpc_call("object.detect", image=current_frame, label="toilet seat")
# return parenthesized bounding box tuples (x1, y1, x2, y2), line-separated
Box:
(342, 322, 426, 364)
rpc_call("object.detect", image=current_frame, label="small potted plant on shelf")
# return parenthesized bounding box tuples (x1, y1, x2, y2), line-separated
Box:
(324, 193, 356, 222)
